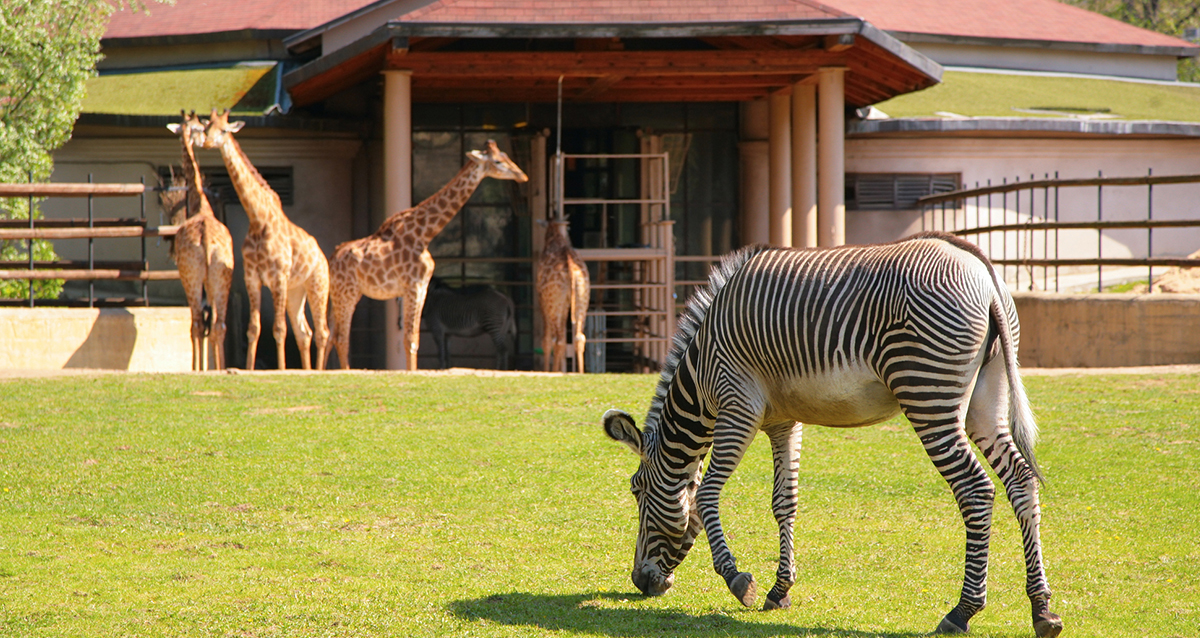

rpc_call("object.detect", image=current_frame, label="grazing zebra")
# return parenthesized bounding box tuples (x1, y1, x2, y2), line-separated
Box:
(416, 278, 517, 369)
(602, 232, 1062, 637)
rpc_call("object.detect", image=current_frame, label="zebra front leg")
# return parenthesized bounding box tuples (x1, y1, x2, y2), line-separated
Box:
(697, 407, 761, 608)
(763, 422, 803, 610)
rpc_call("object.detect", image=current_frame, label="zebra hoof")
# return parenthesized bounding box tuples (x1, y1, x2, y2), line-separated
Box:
(762, 593, 790, 611)
(728, 572, 757, 608)
(935, 612, 969, 634)
(1034, 612, 1063, 638)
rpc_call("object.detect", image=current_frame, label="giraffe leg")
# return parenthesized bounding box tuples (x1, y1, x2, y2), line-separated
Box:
(401, 279, 430, 371)
(244, 271, 263, 371)
(207, 260, 233, 371)
(183, 285, 206, 372)
(697, 400, 764, 608)
(327, 285, 359, 371)
(763, 422, 803, 611)
(268, 274, 290, 370)
(573, 320, 587, 374)
(285, 285, 314, 371)
(966, 356, 1061, 638)
(306, 270, 330, 371)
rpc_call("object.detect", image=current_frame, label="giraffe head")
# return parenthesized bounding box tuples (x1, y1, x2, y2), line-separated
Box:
(166, 110, 206, 147)
(198, 108, 245, 150)
(467, 140, 529, 183)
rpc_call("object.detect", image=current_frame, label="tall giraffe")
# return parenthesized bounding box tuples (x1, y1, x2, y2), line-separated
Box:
(199, 108, 330, 370)
(536, 219, 590, 373)
(326, 140, 527, 370)
(165, 110, 234, 371)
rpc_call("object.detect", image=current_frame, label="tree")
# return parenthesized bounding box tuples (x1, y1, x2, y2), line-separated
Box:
(1063, 0, 1200, 81)
(0, 0, 167, 299)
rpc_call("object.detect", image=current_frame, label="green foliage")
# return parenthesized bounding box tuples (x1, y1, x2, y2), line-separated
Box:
(0, 1, 169, 299)
(0, 372, 1196, 637)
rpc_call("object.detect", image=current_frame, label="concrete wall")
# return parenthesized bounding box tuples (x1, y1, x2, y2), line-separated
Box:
(1013, 292, 1200, 367)
(0, 307, 192, 371)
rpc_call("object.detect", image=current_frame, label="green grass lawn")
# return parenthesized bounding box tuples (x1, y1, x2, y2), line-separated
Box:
(1, 371, 1196, 637)
(875, 70, 1200, 123)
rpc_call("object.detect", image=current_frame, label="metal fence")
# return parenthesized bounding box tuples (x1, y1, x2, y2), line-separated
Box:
(0, 180, 179, 307)
(918, 172, 1200, 292)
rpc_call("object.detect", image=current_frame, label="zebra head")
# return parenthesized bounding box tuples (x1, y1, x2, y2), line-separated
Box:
(603, 409, 703, 597)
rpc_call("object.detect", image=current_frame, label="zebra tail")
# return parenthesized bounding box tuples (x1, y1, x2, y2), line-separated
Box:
(990, 294, 1043, 484)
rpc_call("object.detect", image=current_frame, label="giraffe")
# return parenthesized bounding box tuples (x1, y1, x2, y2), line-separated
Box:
(326, 140, 528, 370)
(536, 218, 590, 373)
(199, 108, 330, 370)
(165, 110, 235, 371)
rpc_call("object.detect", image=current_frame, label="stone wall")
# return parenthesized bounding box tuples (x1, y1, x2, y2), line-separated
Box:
(1013, 292, 1200, 368)
(0, 307, 192, 372)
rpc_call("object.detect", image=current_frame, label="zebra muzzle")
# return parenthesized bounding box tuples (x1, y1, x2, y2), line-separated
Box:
(632, 567, 674, 596)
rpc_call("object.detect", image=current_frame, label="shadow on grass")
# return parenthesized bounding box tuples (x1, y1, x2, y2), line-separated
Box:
(448, 591, 925, 638)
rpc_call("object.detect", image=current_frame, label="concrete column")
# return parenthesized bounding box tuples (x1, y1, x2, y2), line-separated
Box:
(739, 100, 770, 245)
(382, 70, 412, 370)
(768, 91, 792, 247)
(818, 67, 846, 247)
(792, 83, 818, 249)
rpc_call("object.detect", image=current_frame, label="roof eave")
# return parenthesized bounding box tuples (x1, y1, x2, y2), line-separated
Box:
(892, 30, 1200, 59)
(102, 29, 297, 49)
(282, 18, 943, 93)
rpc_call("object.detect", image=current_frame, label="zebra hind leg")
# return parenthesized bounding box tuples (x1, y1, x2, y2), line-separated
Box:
(966, 358, 1062, 638)
(762, 422, 802, 610)
(904, 404, 995, 634)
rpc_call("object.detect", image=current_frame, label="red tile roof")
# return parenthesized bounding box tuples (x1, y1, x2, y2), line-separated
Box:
(106, 0, 1195, 52)
(826, 0, 1194, 48)
(396, 0, 849, 24)
(104, 0, 379, 39)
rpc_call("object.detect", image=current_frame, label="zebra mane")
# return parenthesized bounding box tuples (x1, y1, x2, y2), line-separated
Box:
(644, 244, 771, 431)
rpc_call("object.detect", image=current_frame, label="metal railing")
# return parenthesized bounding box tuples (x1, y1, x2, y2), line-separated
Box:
(0, 180, 179, 307)
(918, 171, 1200, 292)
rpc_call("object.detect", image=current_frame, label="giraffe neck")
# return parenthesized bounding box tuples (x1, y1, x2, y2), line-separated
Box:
(392, 161, 489, 245)
(217, 135, 281, 229)
(179, 135, 213, 219)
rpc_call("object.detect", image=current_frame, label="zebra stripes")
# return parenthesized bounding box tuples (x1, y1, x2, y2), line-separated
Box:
(603, 232, 1062, 637)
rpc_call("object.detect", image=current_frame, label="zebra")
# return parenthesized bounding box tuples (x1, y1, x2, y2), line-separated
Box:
(601, 232, 1062, 637)
(415, 278, 517, 369)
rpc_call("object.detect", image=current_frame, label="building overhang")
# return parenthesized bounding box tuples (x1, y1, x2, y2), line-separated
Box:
(283, 19, 943, 107)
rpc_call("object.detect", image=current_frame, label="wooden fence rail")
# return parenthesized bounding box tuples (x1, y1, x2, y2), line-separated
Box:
(0, 181, 177, 306)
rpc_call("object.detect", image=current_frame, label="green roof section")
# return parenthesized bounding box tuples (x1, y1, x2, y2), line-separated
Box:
(875, 70, 1200, 123)
(81, 64, 278, 116)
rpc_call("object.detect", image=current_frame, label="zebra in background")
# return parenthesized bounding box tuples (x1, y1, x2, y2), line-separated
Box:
(415, 278, 517, 369)
(602, 232, 1062, 637)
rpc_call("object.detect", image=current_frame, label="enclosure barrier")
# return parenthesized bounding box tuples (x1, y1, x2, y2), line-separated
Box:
(0, 181, 179, 307)
(917, 172, 1200, 292)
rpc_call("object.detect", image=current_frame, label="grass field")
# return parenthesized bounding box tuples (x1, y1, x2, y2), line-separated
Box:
(1, 370, 1197, 637)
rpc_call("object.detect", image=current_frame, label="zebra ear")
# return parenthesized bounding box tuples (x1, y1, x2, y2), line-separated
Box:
(603, 409, 645, 459)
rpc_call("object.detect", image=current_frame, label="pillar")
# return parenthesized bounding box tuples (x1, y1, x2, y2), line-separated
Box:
(792, 83, 818, 248)
(382, 70, 412, 370)
(768, 91, 792, 247)
(818, 67, 846, 247)
(739, 100, 770, 245)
